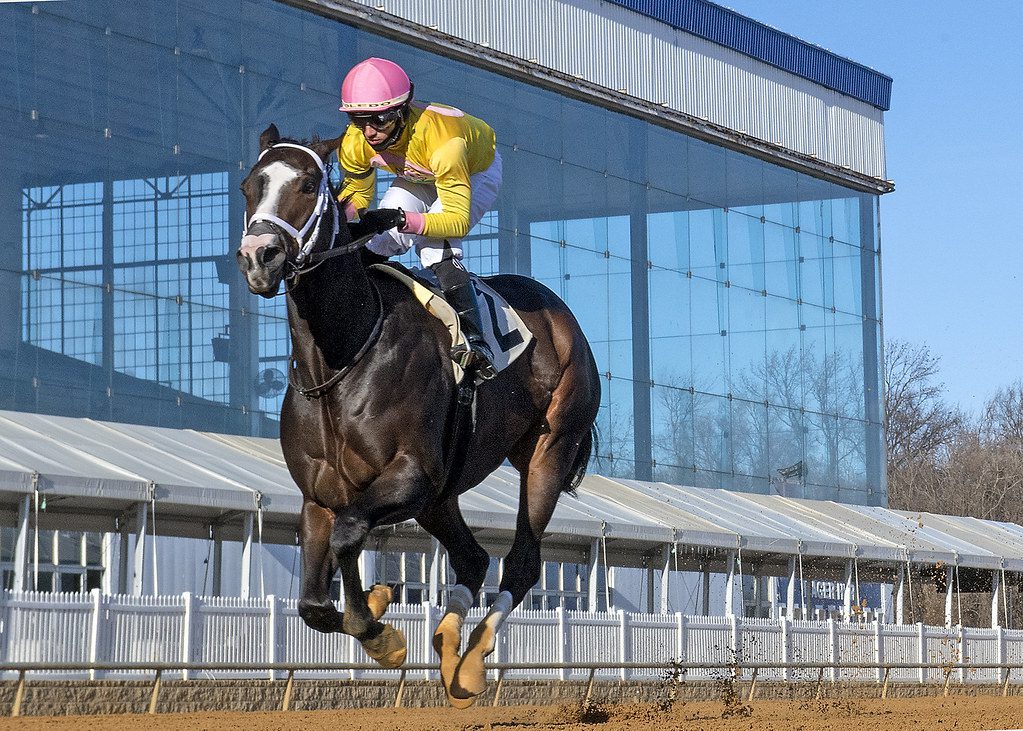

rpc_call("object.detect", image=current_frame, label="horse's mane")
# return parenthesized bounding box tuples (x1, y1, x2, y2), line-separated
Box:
(277, 134, 315, 146)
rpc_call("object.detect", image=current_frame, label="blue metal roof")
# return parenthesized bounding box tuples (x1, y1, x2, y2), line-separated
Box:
(608, 0, 892, 111)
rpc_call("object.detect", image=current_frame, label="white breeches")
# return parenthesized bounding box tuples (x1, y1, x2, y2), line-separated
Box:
(366, 150, 502, 268)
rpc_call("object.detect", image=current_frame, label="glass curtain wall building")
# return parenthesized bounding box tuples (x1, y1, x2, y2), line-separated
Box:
(0, 1, 884, 505)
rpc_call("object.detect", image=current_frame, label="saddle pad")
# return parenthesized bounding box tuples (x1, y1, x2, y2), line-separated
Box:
(370, 264, 534, 383)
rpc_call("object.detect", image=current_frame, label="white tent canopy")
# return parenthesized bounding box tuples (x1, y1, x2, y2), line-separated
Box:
(1, 410, 1022, 574)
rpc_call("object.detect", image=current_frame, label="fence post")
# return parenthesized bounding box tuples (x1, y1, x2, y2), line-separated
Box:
(556, 606, 567, 680)
(957, 626, 965, 685)
(828, 618, 838, 682)
(267, 594, 278, 681)
(618, 609, 629, 681)
(563, 605, 573, 675)
(996, 625, 1005, 685)
(676, 613, 686, 668)
(780, 616, 790, 681)
(88, 588, 102, 681)
(874, 618, 882, 683)
(917, 622, 926, 684)
(181, 592, 193, 681)
(730, 614, 741, 673)
(422, 602, 433, 680)
(0, 591, 8, 663)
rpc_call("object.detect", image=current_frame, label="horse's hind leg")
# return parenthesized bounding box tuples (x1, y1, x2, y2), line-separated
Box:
(453, 428, 587, 698)
(417, 497, 490, 708)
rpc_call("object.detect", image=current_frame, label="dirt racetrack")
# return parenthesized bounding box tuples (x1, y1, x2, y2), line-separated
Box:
(0, 696, 1022, 731)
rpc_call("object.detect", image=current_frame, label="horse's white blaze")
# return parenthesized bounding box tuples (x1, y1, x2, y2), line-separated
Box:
(253, 161, 300, 219)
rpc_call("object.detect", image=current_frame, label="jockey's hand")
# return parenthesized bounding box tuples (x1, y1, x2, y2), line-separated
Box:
(359, 208, 406, 234)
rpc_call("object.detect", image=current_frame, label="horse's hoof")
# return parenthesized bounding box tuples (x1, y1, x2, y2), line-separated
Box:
(451, 649, 488, 698)
(452, 622, 496, 698)
(362, 624, 407, 669)
(365, 584, 393, 620)
(446, 691, 478, 709)
(433, 614, 474, 709)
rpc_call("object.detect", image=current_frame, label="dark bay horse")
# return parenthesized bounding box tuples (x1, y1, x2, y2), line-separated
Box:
(235, 125, 600, 706)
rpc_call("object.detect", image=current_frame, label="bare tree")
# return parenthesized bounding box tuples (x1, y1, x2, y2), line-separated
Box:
(884, 343, 1023, 524)
(884, 340, 963, 482)
(982, 381, 1023, 449)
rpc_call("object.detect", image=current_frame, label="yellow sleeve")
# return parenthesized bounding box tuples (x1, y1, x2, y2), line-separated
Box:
(337, 137, 376, 217)
(422, 137, 473, 239)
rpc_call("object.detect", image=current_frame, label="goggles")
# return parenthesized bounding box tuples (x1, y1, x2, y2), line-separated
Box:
(347, 107, 404, 131)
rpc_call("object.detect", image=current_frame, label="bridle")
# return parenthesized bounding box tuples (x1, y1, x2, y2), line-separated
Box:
(243, 140, 384, 398)
(243, 141, 373, 288)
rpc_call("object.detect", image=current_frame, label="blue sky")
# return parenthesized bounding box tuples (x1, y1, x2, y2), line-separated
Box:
(719, 1, 1023, 415)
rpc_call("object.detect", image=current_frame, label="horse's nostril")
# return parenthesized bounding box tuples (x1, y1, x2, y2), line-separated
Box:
(235, 250, 251, 273)
(260, 245, 284, 265)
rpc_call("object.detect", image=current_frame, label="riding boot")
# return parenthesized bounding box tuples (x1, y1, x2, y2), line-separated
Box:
(431, 257, 498, 380)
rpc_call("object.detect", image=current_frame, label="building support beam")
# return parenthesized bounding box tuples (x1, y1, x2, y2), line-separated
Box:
(12, 494, 30, 592)
(724, 551, 736, 617)
(587, 539, 600, 612)
(645, 558, 654, 613)
(131, 503, 148, 596)
(659, 544, 672, 614)
(118, 518, 130, 595)
(629, 176, 652, 480)
(945, 565, 955, 628)
(992, 570, 1002, 629)
(226, 167, 260, 434)
(241, 512, 254, 599)
(701, 563, 711, 616)
(842, 560, 854, 622)
(101, 533, 114, 595)
(895, 562, 905, 624)
(785, 557, 797, 619)
(212, 526, 224, 597)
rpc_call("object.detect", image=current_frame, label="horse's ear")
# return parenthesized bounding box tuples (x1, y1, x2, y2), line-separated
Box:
(310, 134, 345, 164)
(259, 124, 281, 151)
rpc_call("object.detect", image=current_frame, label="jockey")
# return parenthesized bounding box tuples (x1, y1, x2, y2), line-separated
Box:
(337, 57, 500, 379)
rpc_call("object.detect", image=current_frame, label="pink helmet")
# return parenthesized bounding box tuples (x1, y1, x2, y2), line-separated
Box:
(340, 58, 412, 112)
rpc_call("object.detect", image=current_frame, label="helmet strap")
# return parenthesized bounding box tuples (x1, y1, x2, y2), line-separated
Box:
(368, 83, 414, 151)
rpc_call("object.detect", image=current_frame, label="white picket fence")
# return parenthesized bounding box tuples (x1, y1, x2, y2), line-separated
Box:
(2, 590, 1023, 683)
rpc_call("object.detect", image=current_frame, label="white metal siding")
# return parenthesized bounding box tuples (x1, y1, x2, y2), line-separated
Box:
(339, 0, 886, 179)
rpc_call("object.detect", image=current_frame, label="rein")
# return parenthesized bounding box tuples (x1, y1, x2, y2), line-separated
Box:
(287, 277, 385, 399)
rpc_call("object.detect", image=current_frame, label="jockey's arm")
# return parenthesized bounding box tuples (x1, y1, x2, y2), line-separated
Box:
(337, 133, 376, 219)
(406, 136, 473, 240)
(337, 167, 375, 221)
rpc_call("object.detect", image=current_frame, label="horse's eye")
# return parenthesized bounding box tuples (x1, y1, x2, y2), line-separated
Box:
(301, 178, 317, 194)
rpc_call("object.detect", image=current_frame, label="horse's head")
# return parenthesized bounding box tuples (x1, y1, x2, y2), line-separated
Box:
(236, 124, 345, 297)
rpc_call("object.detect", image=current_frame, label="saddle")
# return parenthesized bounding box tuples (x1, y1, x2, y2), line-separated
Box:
(369, 263, 533, 383)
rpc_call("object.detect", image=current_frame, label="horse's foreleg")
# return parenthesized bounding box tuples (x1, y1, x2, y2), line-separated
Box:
(330, 456, 434, 669)
(296, 500, 344, 633)
(330, 510, 407, 669)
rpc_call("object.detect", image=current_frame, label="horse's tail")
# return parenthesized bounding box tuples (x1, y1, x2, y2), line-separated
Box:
(565, 425, 598, 496)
